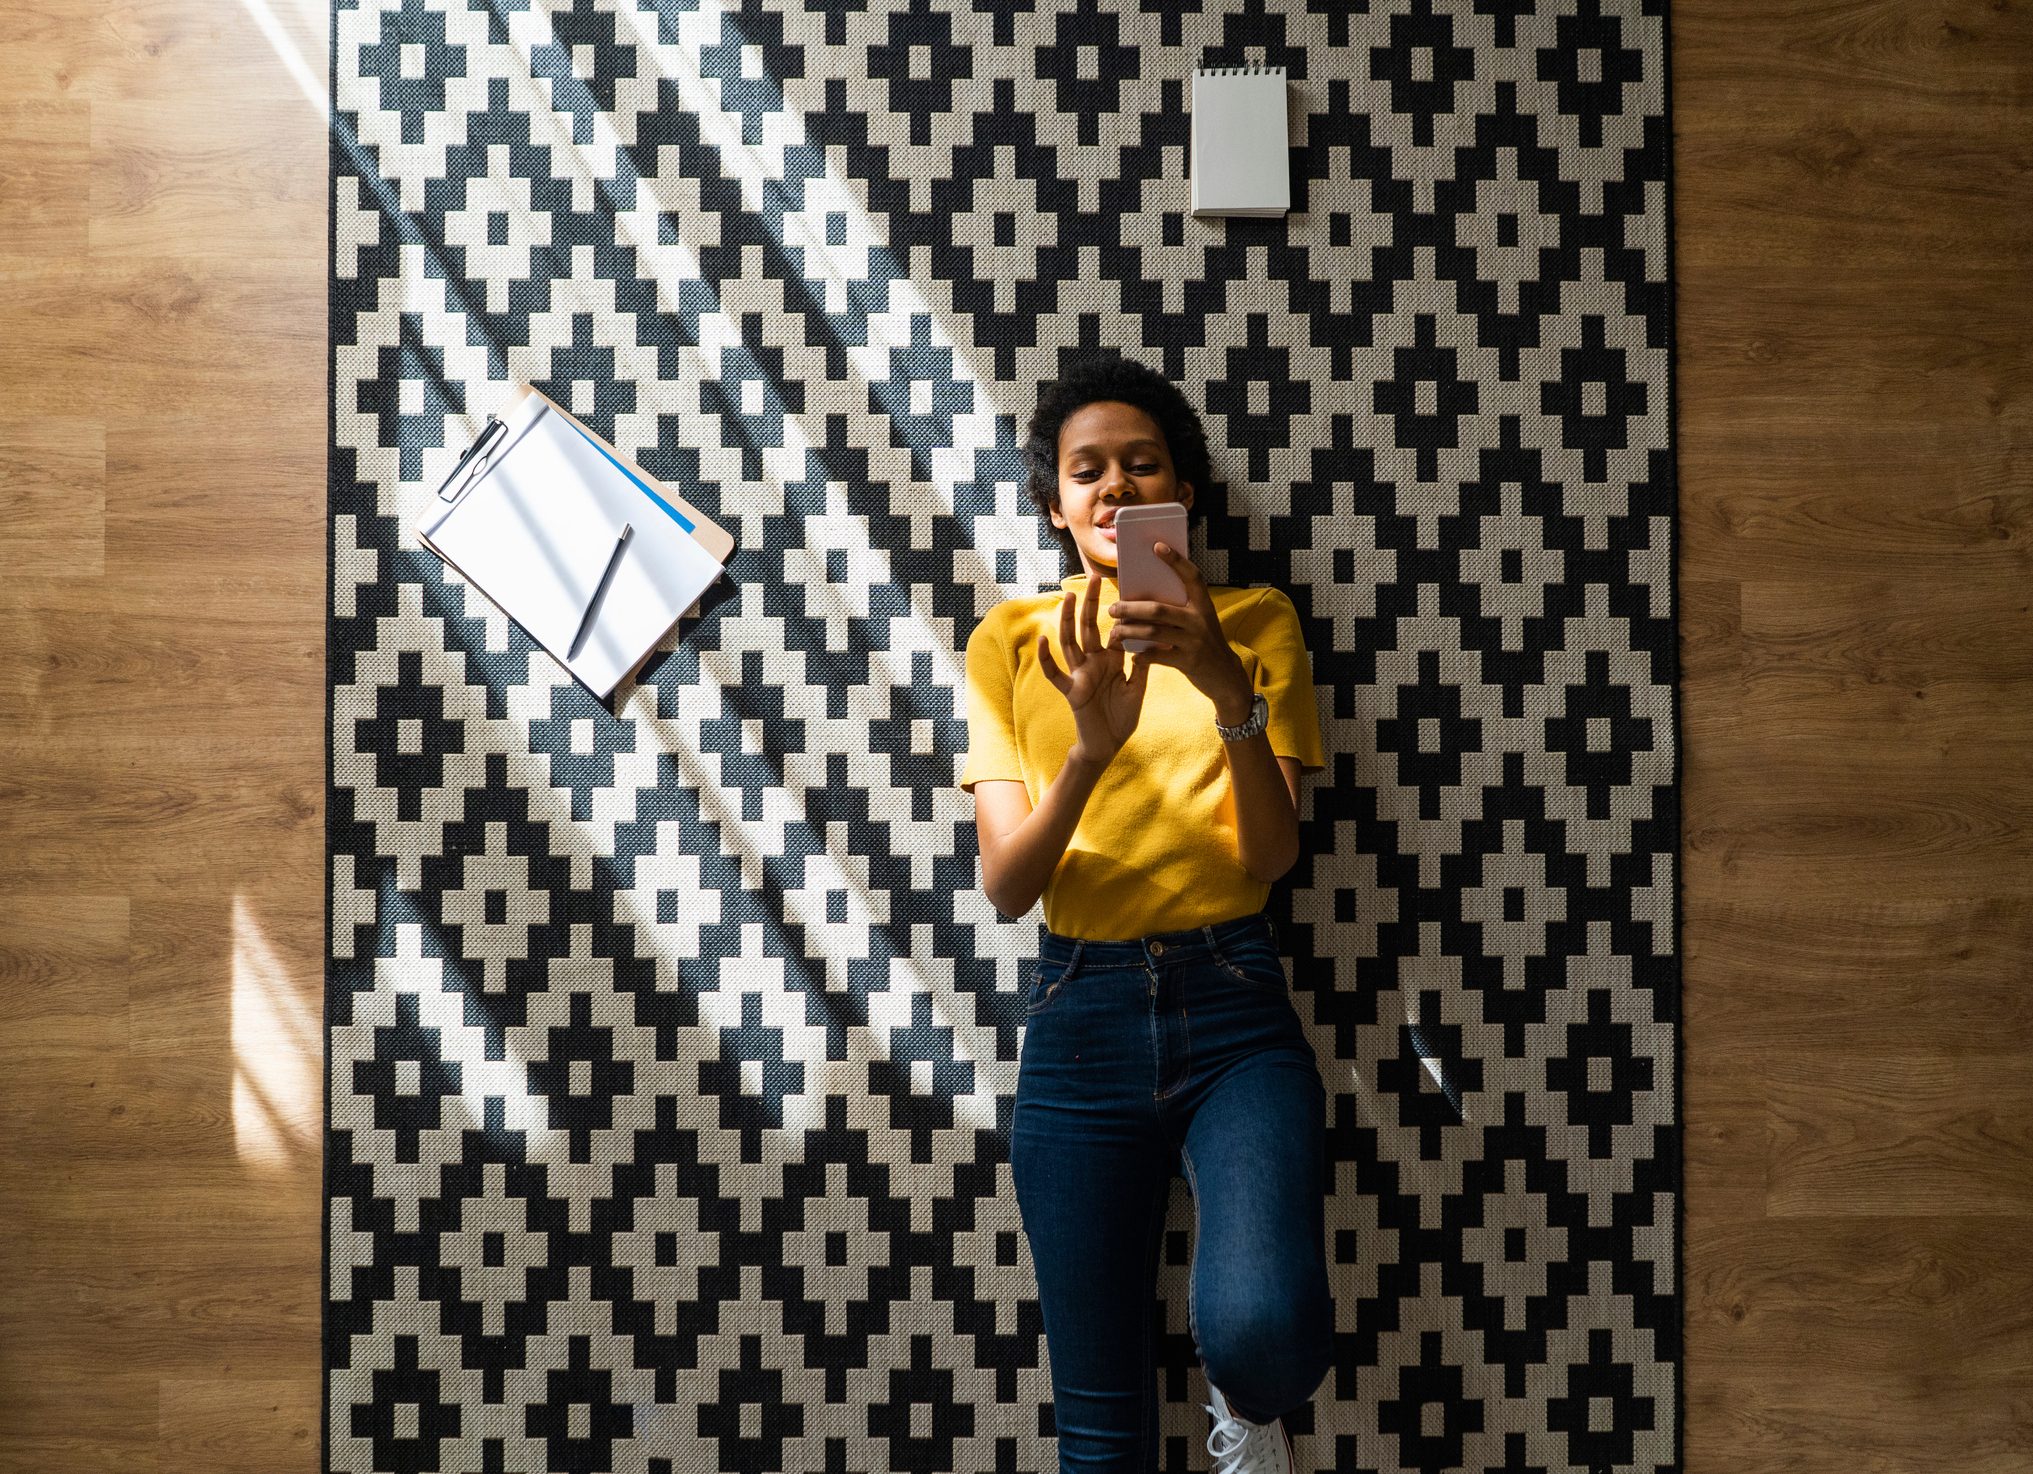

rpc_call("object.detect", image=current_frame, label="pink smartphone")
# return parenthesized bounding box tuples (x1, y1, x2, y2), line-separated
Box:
(1109, 503, 1191, 652)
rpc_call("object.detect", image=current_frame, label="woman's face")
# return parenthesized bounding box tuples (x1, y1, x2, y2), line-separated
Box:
(1047, 399, 1195, 573)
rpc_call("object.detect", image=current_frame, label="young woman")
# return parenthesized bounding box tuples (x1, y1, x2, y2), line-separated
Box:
(959, 352, 1334, 1474)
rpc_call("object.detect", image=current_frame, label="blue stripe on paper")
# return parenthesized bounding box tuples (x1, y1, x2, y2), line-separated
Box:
(559, 411, 696, 534)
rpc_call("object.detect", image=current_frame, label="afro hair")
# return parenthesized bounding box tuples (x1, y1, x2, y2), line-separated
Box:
(1022, 351, 1214, 570)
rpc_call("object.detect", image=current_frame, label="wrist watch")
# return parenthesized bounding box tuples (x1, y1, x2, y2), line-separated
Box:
(1214, 690, 1271, 744)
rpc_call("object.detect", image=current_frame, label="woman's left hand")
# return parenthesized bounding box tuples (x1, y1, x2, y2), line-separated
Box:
(1104, 542, 1251, 707)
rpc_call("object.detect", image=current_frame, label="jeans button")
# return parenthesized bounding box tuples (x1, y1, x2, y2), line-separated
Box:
(1151, 941, 1165, 956)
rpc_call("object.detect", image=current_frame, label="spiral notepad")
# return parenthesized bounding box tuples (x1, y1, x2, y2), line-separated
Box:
(1190, 64, 1291, 218)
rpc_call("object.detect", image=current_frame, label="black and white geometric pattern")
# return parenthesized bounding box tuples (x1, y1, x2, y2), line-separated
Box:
(326, 0, 1682, 1469)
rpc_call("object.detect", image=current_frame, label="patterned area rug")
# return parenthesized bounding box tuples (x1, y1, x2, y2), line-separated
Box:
(325, 1, 1682, 1470)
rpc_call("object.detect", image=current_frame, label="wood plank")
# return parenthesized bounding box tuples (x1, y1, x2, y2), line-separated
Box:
(0, 1372, 161, 1473)
(1673, 265, 2033, 433)
(1679, 428, 2033, 580)
(1763, 1051, 2033, 1217)
(1683, 750, 2033, 897)
(1741, 574, 2033, 687)
(0, 894, 130, 1056)
(159, 1379, 318, 1474)
(1681, 1075, 1771, 1223)
(1684, 1215, 2033, 1374)
(1669, 17, 2029, 274)
(5, 0, 327, 105)
(89, 96, 323, 260)
(1686, 1366, 2033, 1473)
(1686, 896, 2033, 1054)
(0, 99, 91, 261)
(0, 258, 322, 424)
(0, 417, 106, 577)
(0, 1256, 322, 1361)
(0, 601, 324, 731)
(102, 431, 324, 572)
(125, 888, 323, 1061)
(0, 760, 321, 892)
(0, 1174, 318, 1242)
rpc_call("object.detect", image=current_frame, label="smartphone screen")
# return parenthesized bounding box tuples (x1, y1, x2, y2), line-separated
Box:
(1110, 503, 1190, 651)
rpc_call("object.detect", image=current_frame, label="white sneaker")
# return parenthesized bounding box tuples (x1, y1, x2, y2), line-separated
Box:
(1203, 1380, 1296, 1474)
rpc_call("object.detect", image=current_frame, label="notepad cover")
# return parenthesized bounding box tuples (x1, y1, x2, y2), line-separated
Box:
(1191, 66, 1291, 217)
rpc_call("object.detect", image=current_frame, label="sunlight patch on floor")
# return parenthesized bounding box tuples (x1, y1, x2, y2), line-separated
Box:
(232, 893, 319, 1171)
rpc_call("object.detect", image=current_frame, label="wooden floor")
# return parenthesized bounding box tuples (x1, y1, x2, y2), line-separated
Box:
(0, 1, 2026, 1469)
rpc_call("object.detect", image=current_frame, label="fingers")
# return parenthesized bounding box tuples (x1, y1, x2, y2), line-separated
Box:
(1105, 597, 1186, 627)
(1040, 634, 1073, 691)
(1155, 541, 1200, 585)
(1103, 592, 1186, 654)
(1081, 574, 1106, 659)
(1104, 605, 1175, 636)
(1058, 589, 1081, 663)
(1155, 541, 1211, 614)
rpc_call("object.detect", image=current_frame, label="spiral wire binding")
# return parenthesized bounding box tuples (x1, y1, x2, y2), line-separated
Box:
(1196, 64, 1286, 76)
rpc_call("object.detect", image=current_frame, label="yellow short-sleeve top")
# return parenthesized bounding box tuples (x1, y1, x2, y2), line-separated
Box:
(959, 571, 1327, 941)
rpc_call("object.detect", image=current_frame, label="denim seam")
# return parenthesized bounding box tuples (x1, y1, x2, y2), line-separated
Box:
(1152, 995, 1190, 1100)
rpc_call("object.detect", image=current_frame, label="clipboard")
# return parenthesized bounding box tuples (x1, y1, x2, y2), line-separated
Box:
(416, 385, 736, 698)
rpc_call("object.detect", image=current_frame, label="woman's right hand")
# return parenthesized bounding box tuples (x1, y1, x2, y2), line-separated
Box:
(1037, 575, 1153, 766)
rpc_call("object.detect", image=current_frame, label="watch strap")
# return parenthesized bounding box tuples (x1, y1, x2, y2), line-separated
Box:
(1215, 690, 1270, 742)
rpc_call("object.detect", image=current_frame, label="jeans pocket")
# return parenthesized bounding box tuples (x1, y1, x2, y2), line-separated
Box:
(1025, 944, 1085, 1017)
(1214, 933, 1290, 997)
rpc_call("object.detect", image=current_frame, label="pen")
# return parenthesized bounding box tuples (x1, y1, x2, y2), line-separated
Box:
(567, 522, 632, 663)
(435, 414, 508, 501)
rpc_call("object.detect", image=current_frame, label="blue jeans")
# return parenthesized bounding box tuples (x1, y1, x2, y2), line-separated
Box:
(1011, 909, 1335, 1472)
